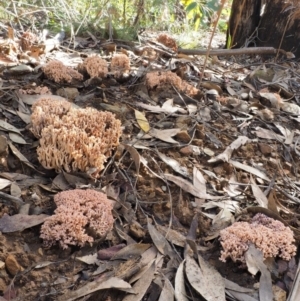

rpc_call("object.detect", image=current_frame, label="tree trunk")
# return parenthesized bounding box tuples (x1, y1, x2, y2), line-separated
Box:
(227, 0, 300, 57)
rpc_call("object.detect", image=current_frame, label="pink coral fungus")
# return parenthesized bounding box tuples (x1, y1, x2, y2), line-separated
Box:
(110, 54, 130, 78)
(145, 71, 201, 97)
(43, 60, 83, 83)
(31, 97, 122, 177)
(40, 189, 114, 249)
(79, 56, 108, 78)
(219, 213, 296, 263)
(157, 33, 177, 52)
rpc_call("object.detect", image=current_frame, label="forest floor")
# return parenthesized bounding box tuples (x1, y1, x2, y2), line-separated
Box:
(0, 28, 300, 301)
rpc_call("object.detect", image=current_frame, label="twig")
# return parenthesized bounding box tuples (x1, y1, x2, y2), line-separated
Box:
(197, 0, 227, 87)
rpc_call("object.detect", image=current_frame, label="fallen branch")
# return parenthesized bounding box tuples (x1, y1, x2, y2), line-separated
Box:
(178, 47, 294, 58)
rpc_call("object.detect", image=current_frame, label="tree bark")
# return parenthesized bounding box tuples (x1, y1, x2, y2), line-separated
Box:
(227, 0, 300, 57)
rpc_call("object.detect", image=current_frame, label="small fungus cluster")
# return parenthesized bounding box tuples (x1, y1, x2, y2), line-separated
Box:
(220, 213, 296, 263)
(31, 97, 122, 177)
(40, 189, 114, 249)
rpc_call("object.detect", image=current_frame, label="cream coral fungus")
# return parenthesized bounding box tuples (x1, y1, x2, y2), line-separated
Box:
(157, 33, 177, 52)
(31, 97, 72, 138)
(43, 60, 83, 83)
(31, 97, 122, 177)
(40, 189, 114, 249)
(145, 71, 200, 97)
(110, 54, 130, 78)
(219, 213, 296, 263)
(79, 56, 108, 78)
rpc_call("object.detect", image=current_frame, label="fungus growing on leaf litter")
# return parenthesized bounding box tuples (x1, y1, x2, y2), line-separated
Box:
(31, 97, 122, 178)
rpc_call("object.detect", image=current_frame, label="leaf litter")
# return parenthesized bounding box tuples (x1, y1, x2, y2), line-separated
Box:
(0, 23, 299, 301)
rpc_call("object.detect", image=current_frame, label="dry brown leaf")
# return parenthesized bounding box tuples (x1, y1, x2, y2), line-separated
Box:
(147, 222, 175, 256)
(0, 120, 22, 134)
(10, 182, 21, 197)
(157, 151, 190, 178)
(0, 178, 12, 190)
(158, 277, 174, 301)
(122, 143, 141, 175)
(61, 277, 132, 301)
(76, 253, 99, 265)
(208, 136, 249, 163)
(149, 128, 180, 144)
(175, 260, 189, 301)
(185, 254, 225, 301)
(0, 213, 49, 233)
(253, 127, 284, 141)
(245, 244, 273, 300)
(137, 98, 187, 114)
(229, 160, 270, 182)
(8, 132, 27, 144)
(157, 225, 186, 247)
(8, 141, 37, 171)
(111, 243, 151, 260)
(251, 176, 268, 208)
(122, 261, 155, 301)
(164, 173, 223, 200)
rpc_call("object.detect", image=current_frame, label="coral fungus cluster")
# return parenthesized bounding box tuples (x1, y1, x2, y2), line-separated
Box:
(157, 33, 177, 52)
(110, 54, 130, 78)
(31, 97, 122, 177)
(145, 71, 201, 97)
(219, 213, 296, 263)
(78, 55, 108, 78)
(40, 189, 114, 249)
(43, 60, 83, 83)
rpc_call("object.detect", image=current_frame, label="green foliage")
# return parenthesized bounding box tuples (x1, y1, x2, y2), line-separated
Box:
(0, 0, 232, 40)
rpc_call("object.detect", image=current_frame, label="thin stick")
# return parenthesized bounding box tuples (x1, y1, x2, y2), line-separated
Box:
(197, 0, 227, 87)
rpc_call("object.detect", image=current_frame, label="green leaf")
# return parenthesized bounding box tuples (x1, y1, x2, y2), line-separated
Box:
(186, 2, 198, 14)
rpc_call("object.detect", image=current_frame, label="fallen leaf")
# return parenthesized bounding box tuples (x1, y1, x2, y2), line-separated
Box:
(251, 176, 268, 208)
(111, 243, 151, 260)
(10, 182, 21, 197)
(149, 128, 180, 144)
(0, 178, 12, 190)
(8, 141, 37, 171)
(185, 254, 225, 301)
(164, 173, 223, 199)
(157, 151, 190, 178)
(61, 277, 132, 301)
(229, 160, 270, 181)
(137, 98, 187, 114)
(175, 260, 189, 301)
(76, 253, 99, 265)
(208, 136, 249, 163)
(122, 143, 141, 175)
(0, 213, 49, 233)
(135, 109, 150, 132)
(158, 277, 174, 301)
(0, 120, 22, 134)
(122, 261, 155, 301)
(147, 222, 174, 256)
(245, 244, 273, 301)
(9, 132, 27, 144)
